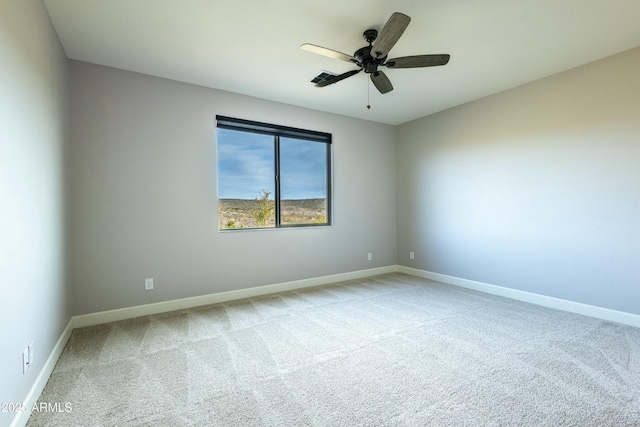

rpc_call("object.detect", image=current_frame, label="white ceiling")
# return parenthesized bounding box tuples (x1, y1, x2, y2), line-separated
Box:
(43, 0, 640, 125)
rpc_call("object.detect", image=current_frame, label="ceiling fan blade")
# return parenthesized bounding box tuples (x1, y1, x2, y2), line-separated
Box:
(316, 69, 362, 87)
(370, 70, 393, 94)
(371, 12, 411, 59)
(386, 54, 450, 69)
(301, 44, 356, 63)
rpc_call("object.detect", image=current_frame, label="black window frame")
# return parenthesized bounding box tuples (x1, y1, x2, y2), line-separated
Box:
(216, 115, 332, 229)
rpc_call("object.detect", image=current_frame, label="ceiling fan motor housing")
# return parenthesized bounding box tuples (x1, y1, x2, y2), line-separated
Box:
(354, 32, 387, 74)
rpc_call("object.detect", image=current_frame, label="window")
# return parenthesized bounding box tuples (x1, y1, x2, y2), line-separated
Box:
(216, 116, 332, 230)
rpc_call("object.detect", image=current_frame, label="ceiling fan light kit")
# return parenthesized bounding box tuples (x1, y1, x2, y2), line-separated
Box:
(301, 12, 450, 96)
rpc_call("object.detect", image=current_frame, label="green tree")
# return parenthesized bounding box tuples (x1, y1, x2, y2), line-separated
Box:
(223, 219, 244, 229)
(252, 189, 274, 227)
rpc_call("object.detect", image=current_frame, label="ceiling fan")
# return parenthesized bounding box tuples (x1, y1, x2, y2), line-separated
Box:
(301, 12, 450, 95)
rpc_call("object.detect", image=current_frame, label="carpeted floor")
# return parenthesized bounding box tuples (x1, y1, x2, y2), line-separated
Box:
(28, 273, 640, 426)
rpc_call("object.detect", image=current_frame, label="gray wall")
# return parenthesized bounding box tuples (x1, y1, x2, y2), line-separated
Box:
(69, 61, 397, 315)
(0, 1, 70, 425)
(397, 46, 640, 315)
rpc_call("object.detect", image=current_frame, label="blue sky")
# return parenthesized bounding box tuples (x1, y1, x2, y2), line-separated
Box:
(217, 129, 327, 200)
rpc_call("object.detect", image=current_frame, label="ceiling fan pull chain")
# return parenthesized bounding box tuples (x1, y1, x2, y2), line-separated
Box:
(367, 77, 371, 109)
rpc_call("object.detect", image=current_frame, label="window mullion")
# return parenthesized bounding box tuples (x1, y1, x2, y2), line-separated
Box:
(274, 135, 281, 227)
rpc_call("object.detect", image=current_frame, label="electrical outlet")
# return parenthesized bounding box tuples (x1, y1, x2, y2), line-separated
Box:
(367, 253, 372, 261)
(22, 348, 29, 374)
(28, 342, 33, 367)
(145, 278, 154, 290)
(410, 251, 415, 260)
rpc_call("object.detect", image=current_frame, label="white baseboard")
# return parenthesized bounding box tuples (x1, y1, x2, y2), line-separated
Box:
(398, 266, 640, 328)
(73, 266, 398, 329)
(10, 319, 74, 427)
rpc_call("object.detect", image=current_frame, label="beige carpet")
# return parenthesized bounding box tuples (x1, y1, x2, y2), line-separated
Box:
(28, 273, 640, 426)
